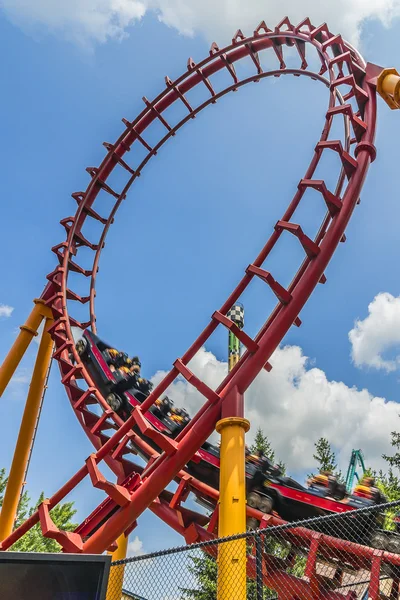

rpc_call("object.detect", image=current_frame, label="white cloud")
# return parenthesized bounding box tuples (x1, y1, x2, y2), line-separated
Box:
(349, 292, 400, 373)
(11, 369, 30, 385)
(1, 0, 399, 49)
(0, 304, 14, 318)
(7, 368, 31, 400)
(151, 345, 399, 475)
(127, 535, 145, 557)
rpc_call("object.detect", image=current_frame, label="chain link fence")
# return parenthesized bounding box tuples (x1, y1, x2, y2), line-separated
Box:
(107, 500, 400, 600)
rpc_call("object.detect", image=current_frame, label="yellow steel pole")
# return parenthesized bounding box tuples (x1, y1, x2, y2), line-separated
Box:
(217, 304, 249, 600)
(377, 68, 400, 109)
(216, 415, 250, 600)
(0, 316, 54, 541)
(0, 299, 51, 397)
(106, 533, 129, 600)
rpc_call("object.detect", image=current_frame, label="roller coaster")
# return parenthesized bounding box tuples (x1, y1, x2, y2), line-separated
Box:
(1, 16, 400, 600)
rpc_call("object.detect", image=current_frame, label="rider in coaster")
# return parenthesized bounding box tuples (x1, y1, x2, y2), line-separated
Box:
(125, 357, 153, 396)
(110, 352, 153, 396)
(155, 396, 173, 418)
(308, 470, 335, 496)
(107, 348, 133, 369)
(354, 477, 386, 504)
(170, 406, 190, 430)
(248, 449, 281, 477)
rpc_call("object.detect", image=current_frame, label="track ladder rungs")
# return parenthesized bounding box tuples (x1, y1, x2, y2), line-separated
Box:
(212, 311, 259, 353)
(60, 217, 98, 251)
(271, 39, 286, 70)
(122, 118, 154, 153)
(52, 249, 92, 276)
(86, 167, 122, 200)
(132, 408, 178, 456)
(165, 77, 195, 117)
(69, 315, 91, 329)
(331, 74, 369, 108)
(90, 409, 115, 435)
(61, 365, 83, 385)
(326, 104, 367, 142)
(187, 58, 216, 102)
(209, 43, 238, 84)
(298, 179, 342, 217)
(102, 142, 137, 176)
(72, 191, 109, 224)
(72, 388, 98, 411)
(244, 41, 263, 75)
(52, 340, 73, 361)
(86, 454, 133, 506)
(315, 140, 358, 179)
(328, 50, 366, 87)
(321, 34, 343, 53)
(293, 18, 315, 34)
(143, 97, 175, 134)
(174, 359, 221, 404)
(169, 475, 192, 510)
(275, 220, 320, 258)
(246, 264, 292, 305)
(111, 431, 137, 462)
(66, 288, 90, 303)
(310, 22, 332, 42)
(38, 500, 83, 552)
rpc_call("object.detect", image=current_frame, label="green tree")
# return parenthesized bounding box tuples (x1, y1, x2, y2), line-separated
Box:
(180, 553, 217, 600)
(249, 428, 286, 475)
(375, 468, 400, 502)
(250, 428, 275, 463)
(180, 551, 276, 599)
(362, 467, 400, 531)
(311, 438, 343, 482)
(0, 468, 77, 552)
(383, 431, 400, 471)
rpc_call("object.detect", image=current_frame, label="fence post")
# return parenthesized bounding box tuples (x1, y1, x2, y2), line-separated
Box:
(255, 532, 263, 600)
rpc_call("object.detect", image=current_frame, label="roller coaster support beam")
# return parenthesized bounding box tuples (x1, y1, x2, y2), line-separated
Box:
(216, 414, 250, 600)
(216, 304, 249, 600)
(106, 533, 128, 600)
(0, 315, 54, 541)
(0, 299, 51, 397)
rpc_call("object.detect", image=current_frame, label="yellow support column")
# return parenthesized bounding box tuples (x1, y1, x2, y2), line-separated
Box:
(377, 68, 400, 109)
(106, 533, 129, 600)
(0, 316, 54, 541)
(0, 299, 50, 397)
(216, 416, 250, 600)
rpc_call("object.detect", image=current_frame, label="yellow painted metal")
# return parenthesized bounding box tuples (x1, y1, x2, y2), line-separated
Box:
(228, 352, 240, 372)
(106, 533, 129, 600)
(377, 67, 400, 109)
(216, 416, 250, 600)
(0, 299, 51, 397)
(0, 316, 54, 541)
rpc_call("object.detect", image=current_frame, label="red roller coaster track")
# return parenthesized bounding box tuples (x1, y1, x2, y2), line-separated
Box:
(2, 15, 392, 600)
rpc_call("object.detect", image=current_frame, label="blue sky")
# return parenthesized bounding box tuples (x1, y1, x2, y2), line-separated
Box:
(1, 6, 400, 558)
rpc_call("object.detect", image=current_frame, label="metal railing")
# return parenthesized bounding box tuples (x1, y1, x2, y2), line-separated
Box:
(107, 500, 400, 600)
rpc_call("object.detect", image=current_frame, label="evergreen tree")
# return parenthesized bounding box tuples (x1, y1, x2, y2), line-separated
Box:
(180, 551, 275, 599)
(250, 428, 275, 463)
(180, 553, 217, 600)
(0, 468, 77, 552)
(311, 438, 343, 482)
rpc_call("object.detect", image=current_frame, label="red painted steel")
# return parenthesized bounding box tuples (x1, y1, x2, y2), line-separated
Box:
(2, 15, 394, 600)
